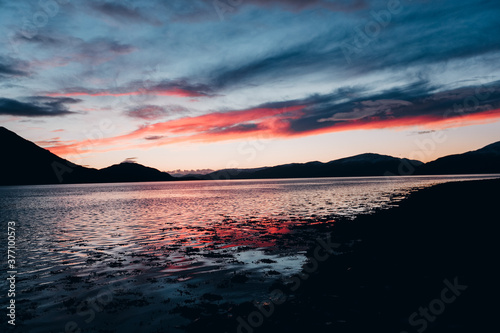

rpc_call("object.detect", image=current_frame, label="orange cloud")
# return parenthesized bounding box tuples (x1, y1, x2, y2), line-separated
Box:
(45, 107, 500, 158)
(292, 108, 500, 138)
(46, 105, 304, 155)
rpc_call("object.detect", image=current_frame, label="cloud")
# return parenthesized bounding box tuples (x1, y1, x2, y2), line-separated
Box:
(90, 1, 162, 26)
(81, 38, 135, 56)
(46, 79, 215, 98)
(125, 104, 189, 120)
(35, 137, 64, 146)
(44, 80, 500, 156)
(416, 130, 436, 135)
(121, 157, 138, 163)
(241, 0, 367, 11)
(46, 104, 305, 155)
(0, 64, 26, 77)
(32, 0, 500, 104)
(281, 80, 500, 135)
(0, 96, 80, 117)
(204, 1, 500, 90)
(144, 135, 164, 141)
(319, 99, 413, 122)
(0, 56, 30, 79)
(31, 37, 136, 69)
(12, 32, 63, 46)
(125, 105, 169, 120)
(208, 0, 366, 14)
(209, 48, 316, 89)
(168, 168, 215, 176)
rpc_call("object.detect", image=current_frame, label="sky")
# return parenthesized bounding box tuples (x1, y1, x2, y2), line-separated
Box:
(1, 0, 500, 173)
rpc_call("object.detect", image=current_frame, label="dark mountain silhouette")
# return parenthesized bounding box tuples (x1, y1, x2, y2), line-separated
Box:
(416, 141, 500, 175)
(202, 154, 423, 180)
(0, 126, 99, 185)
(0, 127, 173, 186)
(99, 162, 174, 183)
(1, 126, 499, 186)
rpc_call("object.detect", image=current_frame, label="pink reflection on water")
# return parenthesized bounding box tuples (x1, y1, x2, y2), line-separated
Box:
(149, 217, 336, 275)
(48, 198, 337, 279)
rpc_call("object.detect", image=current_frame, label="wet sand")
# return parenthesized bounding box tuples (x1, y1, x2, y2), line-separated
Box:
(180, 178, 499, 333)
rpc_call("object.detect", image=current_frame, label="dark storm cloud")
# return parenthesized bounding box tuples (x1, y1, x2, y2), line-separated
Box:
(0, 96, 80, 117)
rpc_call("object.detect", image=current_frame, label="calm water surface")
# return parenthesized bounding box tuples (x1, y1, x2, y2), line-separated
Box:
(0, 175, 498, 332)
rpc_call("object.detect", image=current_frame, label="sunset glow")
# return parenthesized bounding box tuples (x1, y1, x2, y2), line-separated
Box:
(1, 0, 499, 171)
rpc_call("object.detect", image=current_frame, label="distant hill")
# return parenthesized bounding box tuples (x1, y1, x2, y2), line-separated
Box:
(203, 154, 424, 180)
(416, 141, 500, 175)
(1, 126, 499, 186)
(99, 162, 174, 183)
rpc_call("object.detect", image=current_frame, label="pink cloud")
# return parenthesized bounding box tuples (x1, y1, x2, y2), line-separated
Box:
(44, 106, 500, 158)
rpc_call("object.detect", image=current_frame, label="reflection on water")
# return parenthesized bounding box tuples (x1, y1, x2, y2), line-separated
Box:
(0, 175, 498, 332)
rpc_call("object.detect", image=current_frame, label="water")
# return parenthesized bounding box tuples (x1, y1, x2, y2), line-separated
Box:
(0, 175, 498, 332)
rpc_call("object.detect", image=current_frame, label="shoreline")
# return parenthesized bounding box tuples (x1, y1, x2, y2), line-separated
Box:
(181, 178, 499, 333)
(1, 173, 499, 188)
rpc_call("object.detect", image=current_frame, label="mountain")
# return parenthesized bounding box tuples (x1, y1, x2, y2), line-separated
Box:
(99, 162, 174, 183)
(416, 141, 500, 175)
(0, 126, 99, 185)
(0, 127, 174, 186)
(1, 126, 499, 186)
(204, 154, 424, 180)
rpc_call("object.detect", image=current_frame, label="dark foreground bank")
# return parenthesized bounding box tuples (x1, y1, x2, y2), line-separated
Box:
(181, 178, 500, 333)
